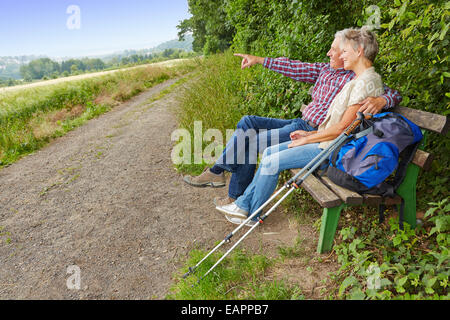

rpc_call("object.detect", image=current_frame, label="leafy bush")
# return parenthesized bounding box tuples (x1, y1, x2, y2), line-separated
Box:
(329, 200, 449, 300)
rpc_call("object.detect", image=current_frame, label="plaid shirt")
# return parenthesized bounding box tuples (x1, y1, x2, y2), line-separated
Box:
(263, 57, 402, 127)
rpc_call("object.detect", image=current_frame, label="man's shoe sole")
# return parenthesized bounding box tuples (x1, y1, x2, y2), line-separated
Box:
(183, 176, 225, 188)
(224, 215, 258, 227)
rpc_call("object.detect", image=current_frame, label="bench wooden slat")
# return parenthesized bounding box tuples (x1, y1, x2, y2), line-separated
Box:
(362, 194, 403, 206)
(321, 176, 364, 205)
(412, 149, 433, 170)
(315, 175, 403, 206)
(292, 170, 342, 208)
(393, 106, 449, 135)
(361, 194, 382, 206)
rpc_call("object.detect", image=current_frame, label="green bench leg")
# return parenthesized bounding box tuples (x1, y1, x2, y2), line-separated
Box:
(395, 163, 420, 229)
(395, 130, 427, 229)
(317, 203, 346, 254)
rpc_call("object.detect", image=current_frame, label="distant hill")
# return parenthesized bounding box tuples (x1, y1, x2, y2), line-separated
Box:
(0, 36, 194, 80)
(100, 35, 194, 62)
(152, 35, 193, 52)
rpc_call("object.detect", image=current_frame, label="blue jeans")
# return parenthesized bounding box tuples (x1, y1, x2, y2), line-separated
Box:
(214, 115, 316, 199)
(235, 141, 328, 220)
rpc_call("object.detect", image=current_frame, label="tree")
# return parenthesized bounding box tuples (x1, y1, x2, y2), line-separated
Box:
(20, 58, 60, 80)
(83, 58, 105, 71)
(70, 64, 78, 74)
(61, 59, 85, 73)
(177, 0, 235, 54)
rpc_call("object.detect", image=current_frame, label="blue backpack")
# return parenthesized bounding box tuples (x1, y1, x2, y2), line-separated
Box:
(326, 112, 423, 227)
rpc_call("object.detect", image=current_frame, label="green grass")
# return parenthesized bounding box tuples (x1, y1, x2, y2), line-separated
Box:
(167, 248, 304, 300)
(172, 51, 254, 175)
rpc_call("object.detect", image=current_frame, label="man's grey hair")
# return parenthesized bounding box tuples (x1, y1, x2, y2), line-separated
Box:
(334, 26, 379, 63)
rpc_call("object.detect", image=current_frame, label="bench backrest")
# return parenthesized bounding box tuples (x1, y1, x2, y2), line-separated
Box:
(392, 106, 448, 171)
(393, 106, 449, 135)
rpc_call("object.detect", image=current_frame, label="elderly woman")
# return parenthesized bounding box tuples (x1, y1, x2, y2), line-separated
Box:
(217, 27, 385, 226)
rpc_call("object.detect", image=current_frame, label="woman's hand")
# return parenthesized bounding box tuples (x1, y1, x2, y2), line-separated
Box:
(358, 96, 386, 115)
(288, 137, 309, 148)
(290, 130, 313, 140)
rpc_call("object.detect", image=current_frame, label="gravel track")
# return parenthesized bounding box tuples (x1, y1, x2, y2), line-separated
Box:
(0, 77, 300, 299)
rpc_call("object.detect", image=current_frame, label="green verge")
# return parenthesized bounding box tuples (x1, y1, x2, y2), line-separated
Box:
(167, 248, 303, 300)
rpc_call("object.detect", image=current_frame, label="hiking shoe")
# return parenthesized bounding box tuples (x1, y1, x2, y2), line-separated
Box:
(224, 215, 258, 227)
(213, 196, 235, 207)
(215, 202, 248, 219)
(183, 167, 226, 188)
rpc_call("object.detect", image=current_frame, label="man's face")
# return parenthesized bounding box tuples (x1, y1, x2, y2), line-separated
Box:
(327, 38, 345, 69)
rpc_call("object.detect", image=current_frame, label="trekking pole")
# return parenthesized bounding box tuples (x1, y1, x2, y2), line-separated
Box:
(182, 130, 342, 280)
(196, 132, 350, 283)
(182, 135, 343, 280)
(184, 112, 372, 283)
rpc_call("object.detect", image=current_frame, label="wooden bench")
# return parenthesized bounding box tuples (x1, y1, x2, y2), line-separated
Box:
(292, 106, 449, 253)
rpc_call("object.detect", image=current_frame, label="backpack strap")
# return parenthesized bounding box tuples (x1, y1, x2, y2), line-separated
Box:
(330, 136, 353, 167)
(399, 198, 405, 230)
(391, 141, 421, 191)
(354, 126, 374, 139)
(378, 204, 386, 224)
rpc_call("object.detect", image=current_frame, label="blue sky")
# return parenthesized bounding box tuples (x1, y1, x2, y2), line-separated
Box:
(0, 0, 191, 57)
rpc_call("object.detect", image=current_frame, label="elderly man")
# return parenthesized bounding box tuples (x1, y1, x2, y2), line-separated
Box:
(183, 33, 402, 206)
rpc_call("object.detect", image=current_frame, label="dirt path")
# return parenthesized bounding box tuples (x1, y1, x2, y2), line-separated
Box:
(0, 77, 315, 300)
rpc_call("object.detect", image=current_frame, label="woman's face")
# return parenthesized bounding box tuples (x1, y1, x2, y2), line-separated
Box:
(339, 40, 361, 71)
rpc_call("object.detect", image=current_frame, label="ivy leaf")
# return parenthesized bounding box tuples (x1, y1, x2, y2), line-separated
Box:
(425, 206, 438, 218)
(349, 288, 366, 300)
(444, 202, 450, 213)
(393, 235, 402, 247)
(397, 276, 408, 287)
(339, 276, 359, 297)
(440, 23, 449, 41)
(425, 277, 437, 294)
(394, 263, 406, 274)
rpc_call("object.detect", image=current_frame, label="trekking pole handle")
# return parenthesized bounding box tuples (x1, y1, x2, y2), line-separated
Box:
(344, 112, 373, 136)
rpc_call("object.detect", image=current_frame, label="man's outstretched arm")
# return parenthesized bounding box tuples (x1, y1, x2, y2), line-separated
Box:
(358, 84, 403, 115)
(234, 53, 326, 84)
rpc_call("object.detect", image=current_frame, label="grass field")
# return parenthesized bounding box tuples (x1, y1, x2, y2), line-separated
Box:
(0, 59, 199, 167)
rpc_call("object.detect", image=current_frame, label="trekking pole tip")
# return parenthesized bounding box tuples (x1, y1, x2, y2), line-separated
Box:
(182, 267, 195, 279)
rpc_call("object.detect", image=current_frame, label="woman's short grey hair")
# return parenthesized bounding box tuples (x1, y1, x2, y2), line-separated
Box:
(335, 26, 379, 63)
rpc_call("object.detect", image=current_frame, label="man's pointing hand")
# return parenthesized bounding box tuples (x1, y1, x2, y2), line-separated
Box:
(234, 53, 265, 69)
